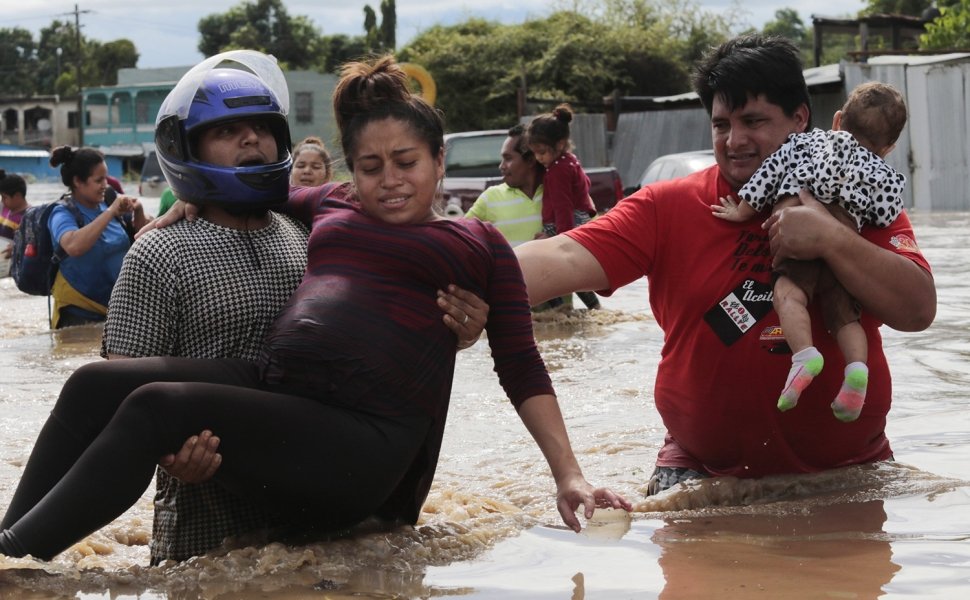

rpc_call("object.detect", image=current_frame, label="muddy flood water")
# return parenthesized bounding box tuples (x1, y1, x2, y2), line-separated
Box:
(1, 185, 968, 599)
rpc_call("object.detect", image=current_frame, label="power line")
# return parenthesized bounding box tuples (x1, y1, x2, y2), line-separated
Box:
(0, 13, 70, 28)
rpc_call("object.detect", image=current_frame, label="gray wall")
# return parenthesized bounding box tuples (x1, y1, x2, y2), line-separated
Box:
(612, 107, 711, 192)
(286, 70, 339, 163)
(569, 113, 609, 169)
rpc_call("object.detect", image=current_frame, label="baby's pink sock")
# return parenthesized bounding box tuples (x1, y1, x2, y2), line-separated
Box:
(778, 347, 824, 412)
(832, 362, 868, 422)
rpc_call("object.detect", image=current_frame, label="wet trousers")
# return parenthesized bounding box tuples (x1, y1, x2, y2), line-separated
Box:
(0, 357, 430, 560)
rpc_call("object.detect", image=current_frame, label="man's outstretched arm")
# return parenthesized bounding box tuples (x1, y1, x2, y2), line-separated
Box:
(515, 235, 609, 306)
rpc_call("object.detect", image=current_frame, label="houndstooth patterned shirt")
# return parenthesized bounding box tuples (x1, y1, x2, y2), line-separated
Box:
(102, 212, 308, 564)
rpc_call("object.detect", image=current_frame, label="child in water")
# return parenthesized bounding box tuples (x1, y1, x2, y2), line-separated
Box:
(0, 170, 29, 269)
(527, 103, 600, 310)
(712, 81, 908, 422)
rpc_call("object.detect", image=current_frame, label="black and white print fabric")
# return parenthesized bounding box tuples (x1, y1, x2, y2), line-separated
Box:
(739, 129, 906, 230)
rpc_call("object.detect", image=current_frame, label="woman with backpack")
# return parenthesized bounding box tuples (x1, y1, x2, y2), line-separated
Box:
(47, 146, 150, 328)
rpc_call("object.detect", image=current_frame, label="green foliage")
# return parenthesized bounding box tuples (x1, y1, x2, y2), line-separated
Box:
(591, 0, 735, 66)
(197, 0, 324, 69)
(760, 8, 818, 66)
(0, 28, 37, 95)
(763, 9, 807, 45)
(380, 0, 397, 50)
(400, 2, 733, 131)
(400, 19, 523, 131)
(320, 34, 371, 73)
(862, 0, 932, 16)
(0, 20, 137, 97)
(523, 13, 625, 102)
(91, 40, 139, 87)
(921, 0, 970, 48)
(197, 0, 396, 72)
(363, 0, 396, 53)
(363, 6, 379, 50)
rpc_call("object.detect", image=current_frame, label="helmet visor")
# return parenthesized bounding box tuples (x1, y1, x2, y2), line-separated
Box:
(157, 49, 289, 126)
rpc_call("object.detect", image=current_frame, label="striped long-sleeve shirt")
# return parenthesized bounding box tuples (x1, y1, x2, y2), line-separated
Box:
(259, 182, 554, 522)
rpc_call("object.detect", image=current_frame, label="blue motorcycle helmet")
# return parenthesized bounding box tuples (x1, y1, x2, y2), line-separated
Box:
(154, 50, 292, 211)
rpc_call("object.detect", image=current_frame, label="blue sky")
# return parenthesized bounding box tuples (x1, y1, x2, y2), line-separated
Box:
(4, 1, 866, 69)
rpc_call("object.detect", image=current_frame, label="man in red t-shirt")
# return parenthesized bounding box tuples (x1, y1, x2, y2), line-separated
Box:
(515, 35, 936, 494)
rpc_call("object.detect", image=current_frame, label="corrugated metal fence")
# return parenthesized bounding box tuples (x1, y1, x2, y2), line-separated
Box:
(612, 108, 710, 192)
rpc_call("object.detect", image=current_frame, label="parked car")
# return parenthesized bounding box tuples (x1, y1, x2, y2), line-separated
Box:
(138, 150, 166, 198)
(637, 149, 717, 189)
(439, 130, 624, 217)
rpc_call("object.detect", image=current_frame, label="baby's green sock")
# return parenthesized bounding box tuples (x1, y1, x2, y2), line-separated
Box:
(832, 362, 868, 422)
(778, 347, 824, 412)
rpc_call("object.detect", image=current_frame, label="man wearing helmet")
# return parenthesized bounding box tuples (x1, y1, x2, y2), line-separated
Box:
(101, 51, 487, 565)
(153, 61, 293, 204)
(102, 62, 311, 564)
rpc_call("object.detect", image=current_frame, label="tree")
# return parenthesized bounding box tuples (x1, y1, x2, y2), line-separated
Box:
(921, 0, 970, 48)
(0, 20, 138, 98)
(523, 12, 627, 104)
(320, 34, 370, 73)
(197, 0, 325, 69)
(380, 0, 397, 50)
(363, 0, 396, 53)
(37, 22, 73, 96)
(363, 5, 379, 50)
(399, 4, 731, 131)
(401, 19, 529, 131)
(37, 21, 137, 95)
(586, 0, 735, 72)
(0, 27, 38, 95)
(91, 40, 139, 87)
(38, 20, 91, 97)
(863, 0, 932, 15)
(614, 51, 687, 97)
(759, 8, 821, 66)
(763, 8, 807, 46)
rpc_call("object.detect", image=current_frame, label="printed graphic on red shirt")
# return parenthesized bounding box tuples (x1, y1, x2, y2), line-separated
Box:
(889, 234, 920, 254)
(759, 324, 792, 354)
(704, 278, 774, 346)
(729, 229, 772, 273)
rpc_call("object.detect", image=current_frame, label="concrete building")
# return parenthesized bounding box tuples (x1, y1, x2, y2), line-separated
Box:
(0, 95, 79, 150)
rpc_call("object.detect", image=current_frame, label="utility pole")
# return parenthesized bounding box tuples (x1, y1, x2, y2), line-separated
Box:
(61, 3, 90, 146)
(74, 3, 86, 145)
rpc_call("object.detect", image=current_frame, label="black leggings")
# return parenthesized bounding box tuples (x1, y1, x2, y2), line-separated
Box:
(0, 357, 430, 560)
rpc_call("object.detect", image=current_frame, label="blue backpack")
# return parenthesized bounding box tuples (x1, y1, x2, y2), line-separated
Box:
(10, 197, 84, 296)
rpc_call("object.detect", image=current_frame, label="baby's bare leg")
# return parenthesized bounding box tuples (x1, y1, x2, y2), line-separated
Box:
(834, 321, 867, 365)
(774, 271, 823, 412)
(817, 262, 868, 422)
(774, 275, 812, 353)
